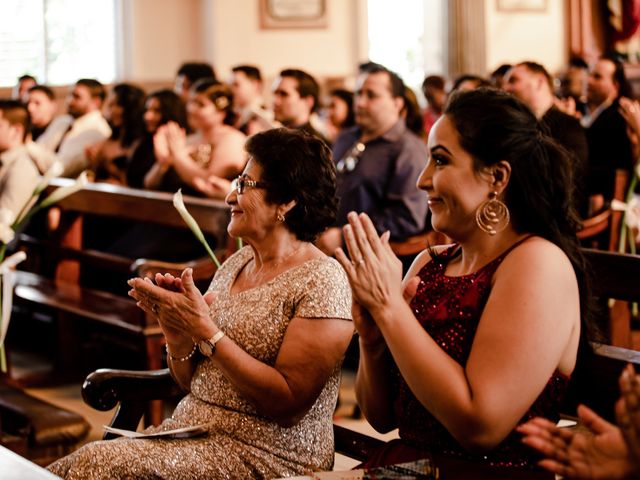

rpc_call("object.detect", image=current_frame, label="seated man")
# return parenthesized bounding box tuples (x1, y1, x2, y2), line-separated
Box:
(229, 64, 273, 135)
(505, 61, 589, 214)
(317, 64, 428, 270)
(582, 56, 634, 207)
(26, 84, 57, 142)
(272, 68, 327, 143)
(29, 78, 111, 177)
(12, 74, 37, 103)
(174, 62, 216, 104)
(0, 100, 40, 219)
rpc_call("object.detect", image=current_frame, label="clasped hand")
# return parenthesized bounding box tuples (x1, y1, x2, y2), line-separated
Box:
(128, 267, 218, 345)
(335, 212, 416, 346)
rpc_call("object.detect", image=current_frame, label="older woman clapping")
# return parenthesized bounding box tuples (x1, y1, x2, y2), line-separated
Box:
(48, 128, 353, 480)
(336, 89, 597, 469)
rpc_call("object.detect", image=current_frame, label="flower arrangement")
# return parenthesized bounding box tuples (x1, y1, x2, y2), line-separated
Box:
(0, 163, 89, 373)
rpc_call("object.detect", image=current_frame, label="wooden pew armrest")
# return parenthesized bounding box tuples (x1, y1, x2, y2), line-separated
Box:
(82, 368, 181, 412)
(131, 255, 219, 282)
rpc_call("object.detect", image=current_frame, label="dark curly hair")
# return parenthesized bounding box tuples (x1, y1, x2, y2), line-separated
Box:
(444, 87, 598, 351)
(245, 128, 338, 242)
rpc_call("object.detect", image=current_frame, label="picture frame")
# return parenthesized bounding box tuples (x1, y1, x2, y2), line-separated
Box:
(259, 0, 328, 29)
(496, 0, 547, 13)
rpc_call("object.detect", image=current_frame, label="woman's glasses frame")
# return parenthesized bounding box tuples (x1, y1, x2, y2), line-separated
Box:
(231, 174, 269, 195)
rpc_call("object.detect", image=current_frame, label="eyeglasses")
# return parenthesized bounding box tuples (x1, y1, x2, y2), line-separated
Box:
(336, 142, 366, 173)
(231, 175, 269, 194)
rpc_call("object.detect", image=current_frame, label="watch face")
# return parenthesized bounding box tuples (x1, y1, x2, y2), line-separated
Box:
(198, 340, 213, 357)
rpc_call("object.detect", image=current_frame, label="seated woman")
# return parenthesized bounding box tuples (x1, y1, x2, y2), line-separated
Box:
(144, 80, 246, 199)
(48, 128, 354, 479)
(125, 89, 188, 189)
(85, 83, 146, 184)
(335, 88, 594, 468)
(519, 364, 640, 479)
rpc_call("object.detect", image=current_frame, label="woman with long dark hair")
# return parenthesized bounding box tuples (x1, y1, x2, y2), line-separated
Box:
(125, 89, 188, 189)
(86, 83, 146, 183)
(337, 88, 595, 469)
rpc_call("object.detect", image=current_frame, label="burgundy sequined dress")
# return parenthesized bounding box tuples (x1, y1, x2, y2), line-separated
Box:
(365, 240, 569, 469)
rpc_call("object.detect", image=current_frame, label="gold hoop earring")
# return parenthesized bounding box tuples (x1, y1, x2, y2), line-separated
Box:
(475, 192, 510, 235)
(277, 213, 285, 223)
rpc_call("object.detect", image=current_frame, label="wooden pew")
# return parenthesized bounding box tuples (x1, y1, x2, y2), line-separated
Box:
(583, 248, 640, 349)
(11, 179, 232, 423)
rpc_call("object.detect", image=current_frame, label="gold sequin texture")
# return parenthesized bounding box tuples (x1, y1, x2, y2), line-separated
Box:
(48, 247, 352, 479)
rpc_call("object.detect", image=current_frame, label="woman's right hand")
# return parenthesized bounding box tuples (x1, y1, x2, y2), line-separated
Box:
(153, 126, 171, 165)
(353, 301, 383, 349)
(354, 276, 420, 351)
(165, 121, 187, 158)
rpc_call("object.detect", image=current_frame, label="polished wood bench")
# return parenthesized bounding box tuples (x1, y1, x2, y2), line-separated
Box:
(11, 180, 232, 423)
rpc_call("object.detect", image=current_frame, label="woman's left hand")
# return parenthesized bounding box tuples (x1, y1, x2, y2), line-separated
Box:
(128, 267, 218, 341)
(518, 407, 633, 479)
(335, 212, 404, 317)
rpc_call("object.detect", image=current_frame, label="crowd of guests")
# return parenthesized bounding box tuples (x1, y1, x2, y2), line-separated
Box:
(2, 56, 640, 479)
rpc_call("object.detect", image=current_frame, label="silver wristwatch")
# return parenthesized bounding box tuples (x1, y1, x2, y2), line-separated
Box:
(197, 331, 225, 357)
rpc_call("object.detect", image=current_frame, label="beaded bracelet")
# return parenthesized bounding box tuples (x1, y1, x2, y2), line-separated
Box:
(166, 342, 197, 362)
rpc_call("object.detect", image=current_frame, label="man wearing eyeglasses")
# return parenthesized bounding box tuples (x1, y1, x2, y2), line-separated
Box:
(317, 64, 428, 269)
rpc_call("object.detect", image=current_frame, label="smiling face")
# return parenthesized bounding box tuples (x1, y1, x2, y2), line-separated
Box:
(143, 97, 162, 133)
(225, 158, 278, 242)
(187, 92, 224, 131)
(418, 115, 495, 239)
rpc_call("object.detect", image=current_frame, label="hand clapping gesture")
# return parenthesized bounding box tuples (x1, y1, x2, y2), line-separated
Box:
(334, 212, 404, 317)
(518, 365, 640, 479)
(128, 268, 218, 345)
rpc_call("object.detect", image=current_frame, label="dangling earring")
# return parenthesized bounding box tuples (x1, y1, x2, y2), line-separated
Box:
(277, 213, 285, 223)
(475, 191, 510, 235)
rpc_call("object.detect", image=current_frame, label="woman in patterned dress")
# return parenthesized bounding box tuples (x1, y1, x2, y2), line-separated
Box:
(335, 88, 595, 469)
(48, 128, 353, 479)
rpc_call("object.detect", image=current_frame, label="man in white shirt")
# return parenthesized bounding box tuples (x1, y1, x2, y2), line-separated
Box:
(31, 78, 111, 177)
(0, 100, 40, 220)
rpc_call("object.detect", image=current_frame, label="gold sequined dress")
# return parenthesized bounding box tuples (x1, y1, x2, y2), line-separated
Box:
(48, 247, 352, 479)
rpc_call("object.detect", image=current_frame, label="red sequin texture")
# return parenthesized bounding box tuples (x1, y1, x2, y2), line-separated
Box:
(392, 244, 569, 469)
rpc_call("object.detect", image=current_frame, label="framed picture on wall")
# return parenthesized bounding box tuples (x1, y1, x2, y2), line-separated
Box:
(496, 0, 547, 12)
(259, 0, 328, 29)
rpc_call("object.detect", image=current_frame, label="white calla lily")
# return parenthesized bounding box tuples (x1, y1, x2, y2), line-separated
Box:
(173, 189, 220, 267)
(0, 251, 26, 275)
(0, 225, 14, 245)
(612, 195, 640, 244)
(0, 209, 14, 228)
(39, 171, 89, 209)
(34, 161, 64, 195)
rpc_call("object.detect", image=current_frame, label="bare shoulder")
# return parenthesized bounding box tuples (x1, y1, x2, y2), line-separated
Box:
(403, 243, 454, 282)
(222, 126, 247, 144)
(496, 236, 576, 283)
